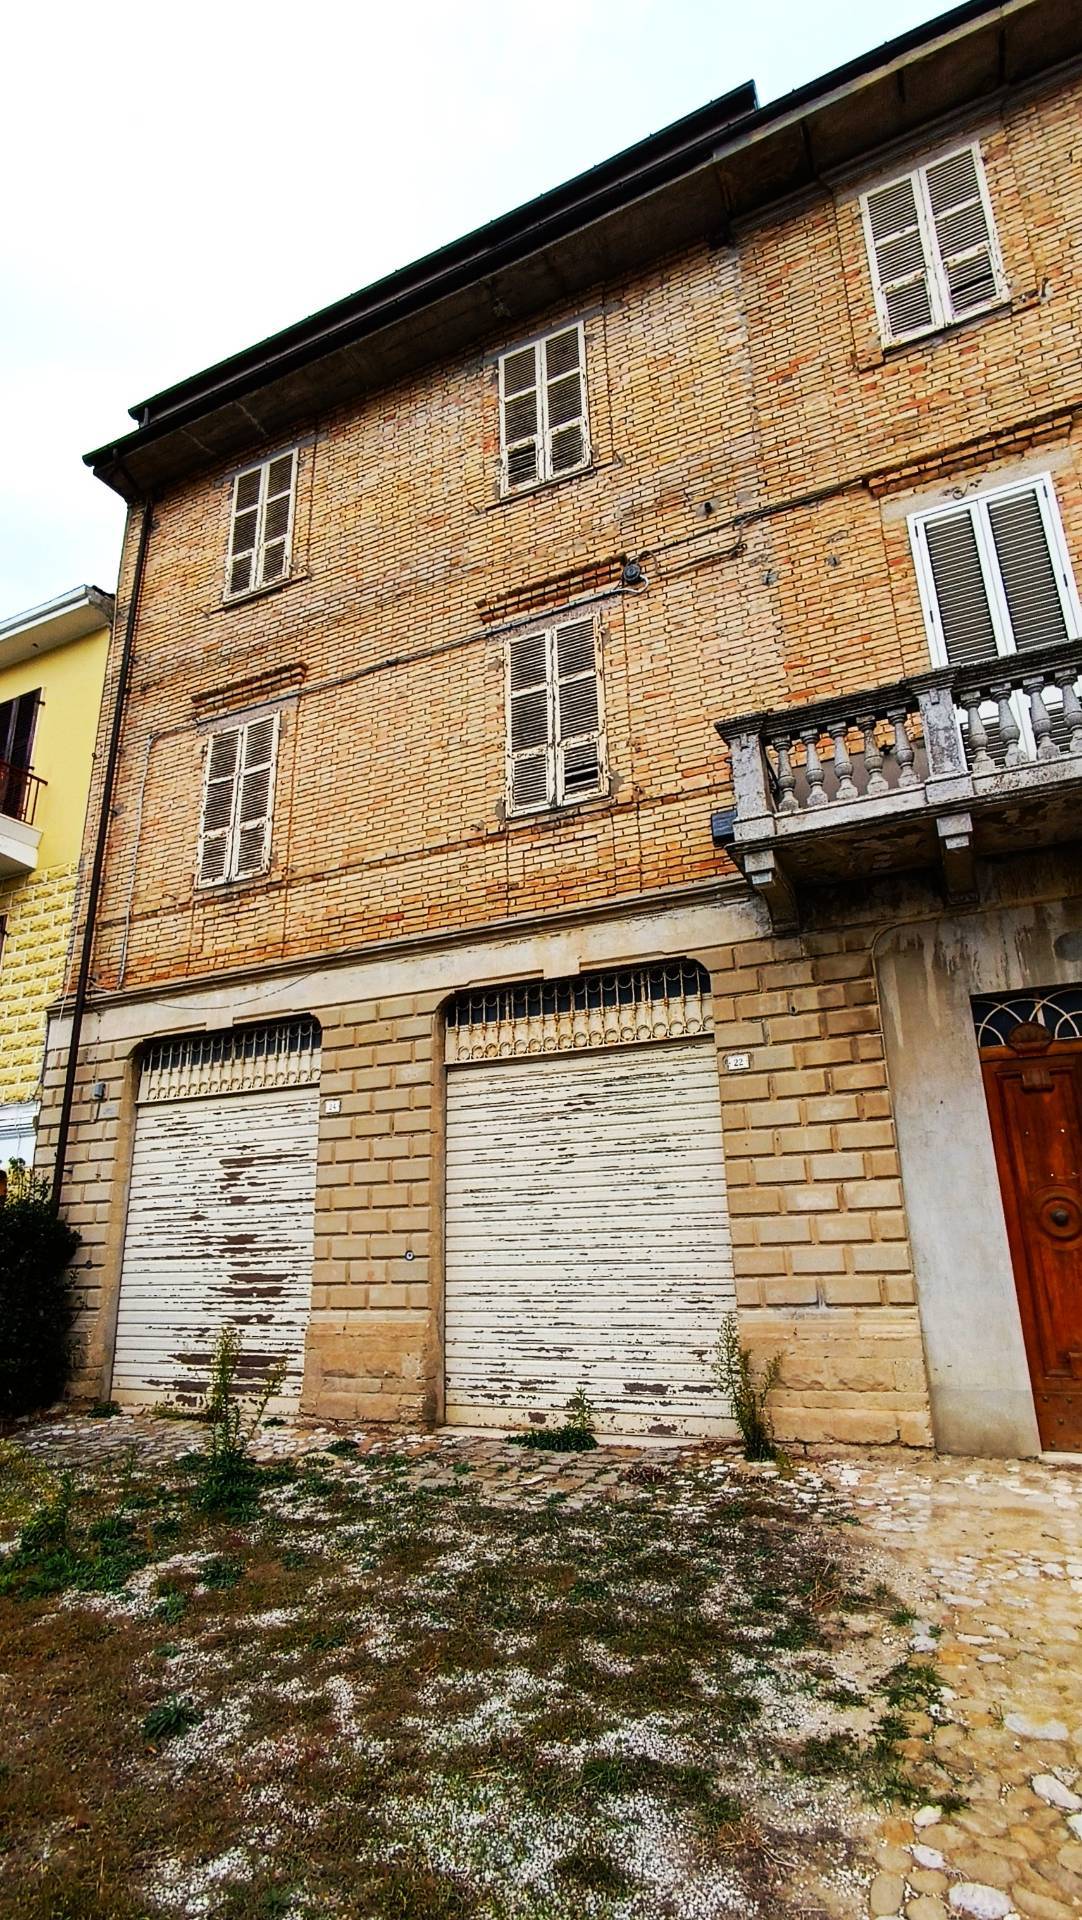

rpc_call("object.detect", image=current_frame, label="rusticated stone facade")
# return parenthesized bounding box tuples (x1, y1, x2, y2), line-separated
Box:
(0, 863, 77, 1107)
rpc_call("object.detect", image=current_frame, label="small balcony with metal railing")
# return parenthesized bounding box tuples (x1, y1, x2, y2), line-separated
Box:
(713, 638, 1082, 929)
(0, 759, 47, 875)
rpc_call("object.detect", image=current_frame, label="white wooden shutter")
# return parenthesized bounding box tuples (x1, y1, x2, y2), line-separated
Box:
(913, 480, 1078, 667)
(499, 324, 589, 492)
(198, 728, 242, 883)
(507, 630, 553, 810)
(984, 490, 1071, 652)
(864, 175, 936, 342)
(507, 618, 605, 813)
(543, 328, 589, 477)
(228, 471, 262, 597)
(920, 511, 1000, 666)
(198, 714, 279, 884)
(924, 147, 1001, 321)
(232, 715, 279, 878)
(260, 453, 296, 584)
(500, 347, 541, 492)
(227, 452, 297, 596)
(554, 617, 603, 801)
(863, 145, 1004, 345)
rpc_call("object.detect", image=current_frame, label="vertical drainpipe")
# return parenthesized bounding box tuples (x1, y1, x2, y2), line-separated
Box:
(50, 492, 153, 1210)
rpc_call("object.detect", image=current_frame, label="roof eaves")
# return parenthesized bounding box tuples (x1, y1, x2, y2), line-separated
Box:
(84, 0, 1061, 497)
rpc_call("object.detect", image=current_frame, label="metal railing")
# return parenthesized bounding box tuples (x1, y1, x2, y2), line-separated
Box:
(0, 759, 46, 826)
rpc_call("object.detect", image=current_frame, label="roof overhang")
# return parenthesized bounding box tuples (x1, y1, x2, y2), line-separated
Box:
(0, 586, 115, 672)
(85, 0, 1082, 505)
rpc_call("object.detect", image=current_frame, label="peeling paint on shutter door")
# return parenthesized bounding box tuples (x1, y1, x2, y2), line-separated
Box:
(112, 1086, 317, 1410)
(444, 1041, 733, 1436)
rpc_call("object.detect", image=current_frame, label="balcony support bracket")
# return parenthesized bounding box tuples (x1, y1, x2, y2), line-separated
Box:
(936, 810, 977, 903)
(742, 846, 799, 933)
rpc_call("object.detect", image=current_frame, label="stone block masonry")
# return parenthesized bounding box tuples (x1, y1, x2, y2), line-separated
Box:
(0, 864, 78, 1108)
(710, 924, 933, 1448)
(303, 991, 444, 1424)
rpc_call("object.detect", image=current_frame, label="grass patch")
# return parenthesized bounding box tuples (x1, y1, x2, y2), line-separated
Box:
(0, 1426, 948, 1918)
(200, 1554, 245, 1590)
(0, 1480, 154, 1600)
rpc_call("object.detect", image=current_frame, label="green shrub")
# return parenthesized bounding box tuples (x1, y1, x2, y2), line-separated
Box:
(0, 1163, 80, 1418)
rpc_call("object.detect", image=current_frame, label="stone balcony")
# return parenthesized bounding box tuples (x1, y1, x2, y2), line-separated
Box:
(713, 638, 1082, 930)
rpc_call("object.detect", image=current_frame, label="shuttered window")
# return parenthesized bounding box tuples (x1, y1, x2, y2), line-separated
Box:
(197, 714, 280, 886)
(507, 615, 605, 813)
(862, 145, 1006, 345)
(909, 477, 1079, 669)
(498, 324, 590, 494)
(225, 451, 297, 598)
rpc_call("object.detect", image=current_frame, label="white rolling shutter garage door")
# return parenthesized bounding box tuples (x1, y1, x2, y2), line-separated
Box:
(445, 969, 733, 1436)
(112, 1021, 319, 1410)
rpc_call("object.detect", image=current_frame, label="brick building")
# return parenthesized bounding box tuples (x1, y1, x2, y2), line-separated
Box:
(44, 0, 1082, 1454)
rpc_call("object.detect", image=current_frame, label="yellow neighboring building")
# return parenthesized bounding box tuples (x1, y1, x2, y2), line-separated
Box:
(0, 587, 113, 1165)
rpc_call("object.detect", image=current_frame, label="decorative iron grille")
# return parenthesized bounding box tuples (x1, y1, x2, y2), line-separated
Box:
(972, 987, 1082, 1049)
(139, 1016, 321, 1102)
(445, 961, 713, 1063)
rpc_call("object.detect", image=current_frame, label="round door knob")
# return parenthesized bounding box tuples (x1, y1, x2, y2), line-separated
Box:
(1050, 1206, 1071, 1226)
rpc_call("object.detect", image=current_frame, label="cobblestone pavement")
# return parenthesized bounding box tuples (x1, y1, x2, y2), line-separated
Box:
(10, 1414, 1082, 1919)
(833, 1451, 1082, 1920)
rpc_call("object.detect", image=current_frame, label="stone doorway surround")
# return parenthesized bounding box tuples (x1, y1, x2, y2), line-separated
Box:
(876, 886, 1082, 1459)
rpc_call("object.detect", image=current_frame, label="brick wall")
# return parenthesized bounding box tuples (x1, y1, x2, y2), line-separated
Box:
(72, 69, 1082, 1007)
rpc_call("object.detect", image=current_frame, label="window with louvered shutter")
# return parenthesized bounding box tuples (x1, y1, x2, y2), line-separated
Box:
(910, 478, 1078, 669)
(862, 144, 1006, 345)
(197, 714, 280, 885)
(506, 617, 605, 813)
(911, 478, 1082, 765)
(498, 323, 590, 494)
(226, 451, 297, 597)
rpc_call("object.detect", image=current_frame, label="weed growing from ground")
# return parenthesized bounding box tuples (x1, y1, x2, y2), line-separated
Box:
(713, 1313, 782, 1461)
(0, 1438, 62, 1526)
(189, 1326, 285, 1518)
(0, 1471, 153, 1599)
(141, 1696, 202, 1744)
(514, 1386, 599, 1452)
(200, 1555, 244, 1590)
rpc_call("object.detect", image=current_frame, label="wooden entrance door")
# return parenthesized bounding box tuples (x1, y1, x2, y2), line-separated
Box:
(982, 1041, 1082, 1451)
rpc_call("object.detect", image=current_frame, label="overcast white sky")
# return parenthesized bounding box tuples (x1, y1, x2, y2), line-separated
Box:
(1, 0, 951, 614)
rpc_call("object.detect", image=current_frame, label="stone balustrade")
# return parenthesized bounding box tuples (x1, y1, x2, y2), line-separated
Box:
(714, 637, 1082, 928)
